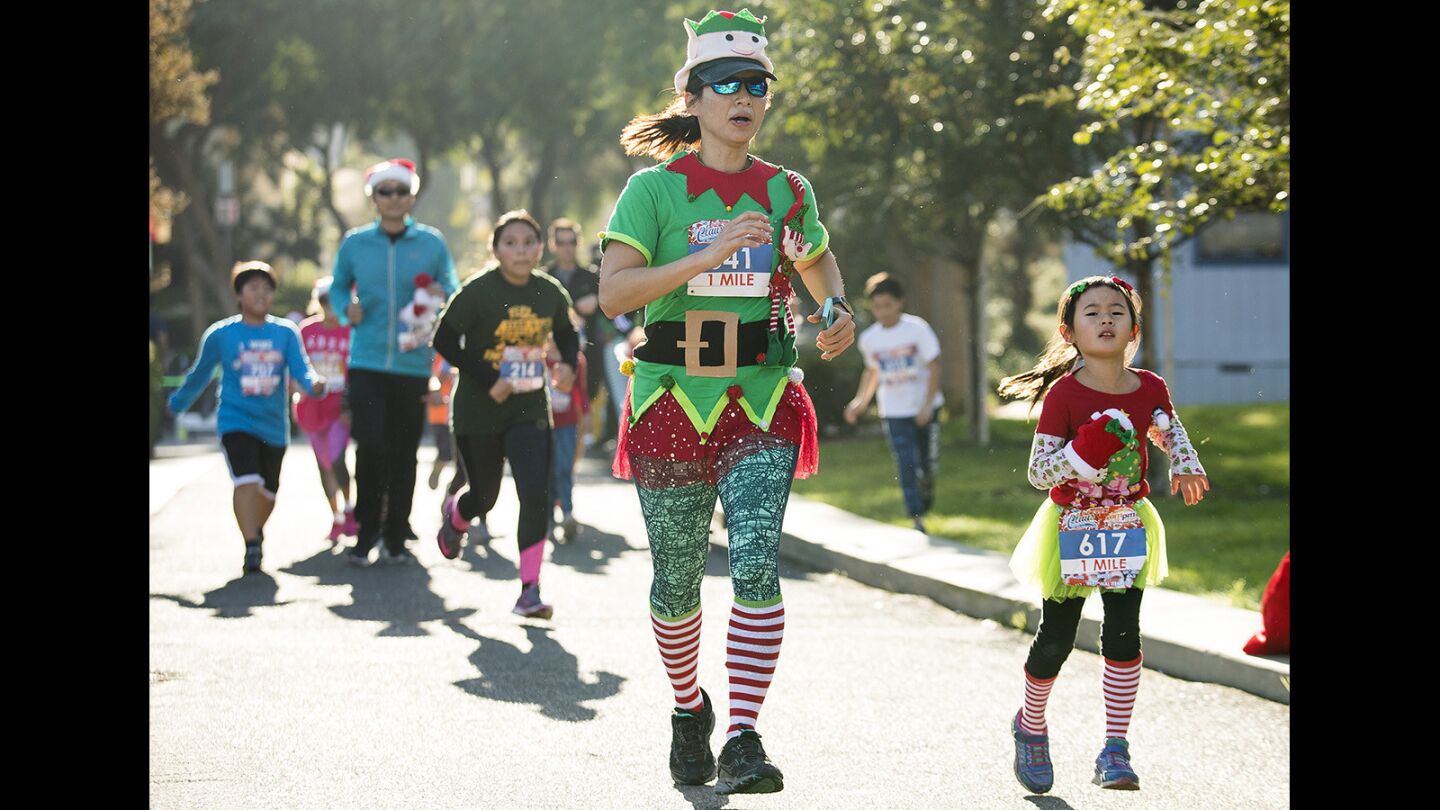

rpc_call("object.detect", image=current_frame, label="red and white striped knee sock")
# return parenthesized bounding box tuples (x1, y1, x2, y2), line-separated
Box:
(725, 600, 785, 740)
(1102, 655, 1143, 740)
(1019, 666, 1056, 735)
(652, 609, 704, 713)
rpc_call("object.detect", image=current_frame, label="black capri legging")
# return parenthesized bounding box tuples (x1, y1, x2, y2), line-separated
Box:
(454, 419, 552, 552)
(1024, 588, 1144, 679)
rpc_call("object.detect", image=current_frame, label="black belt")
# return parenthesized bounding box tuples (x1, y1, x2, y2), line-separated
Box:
(634, 313, 785, 372)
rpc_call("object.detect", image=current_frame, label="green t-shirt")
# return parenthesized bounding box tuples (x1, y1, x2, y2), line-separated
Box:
(601, 151, 829, 437)
(439, 268, 574, 435)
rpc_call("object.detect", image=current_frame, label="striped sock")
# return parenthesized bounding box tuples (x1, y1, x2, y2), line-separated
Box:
(1020, 667, 1056, 735)
(652, 609, 704, 713)
(725, 600, 785, 740)
(1102, 655, 1143, 740)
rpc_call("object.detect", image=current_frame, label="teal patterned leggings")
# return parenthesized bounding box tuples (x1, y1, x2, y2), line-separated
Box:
(635, 444, 799, 619)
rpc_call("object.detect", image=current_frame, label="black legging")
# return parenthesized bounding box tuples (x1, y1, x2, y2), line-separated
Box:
(1024, 588, 1144, 679)
(454, 420, 552, 552)
(347, 368, 428, 552)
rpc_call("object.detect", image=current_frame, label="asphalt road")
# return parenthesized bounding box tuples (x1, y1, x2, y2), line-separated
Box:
(150, 443, 1290, 809)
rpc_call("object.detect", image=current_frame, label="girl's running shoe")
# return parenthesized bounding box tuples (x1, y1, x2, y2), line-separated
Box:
(1093, 738, 1140, 790)
(1012, 711, 1054, 794)
(513, 583, 553, 619)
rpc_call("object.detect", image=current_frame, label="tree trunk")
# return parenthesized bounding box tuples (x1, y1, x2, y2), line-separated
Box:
(528, 134, 560, 229)
(155, 124, 235, 317)
(480, 132, 507, 221)
(319, 123, 351, 235)
(414, 138, 431, 203)
(1009, 221, 1038, 356)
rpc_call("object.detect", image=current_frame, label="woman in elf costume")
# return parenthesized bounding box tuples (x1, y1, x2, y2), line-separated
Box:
(598, 8, 855, 795)
(997, 275, 1210, 795)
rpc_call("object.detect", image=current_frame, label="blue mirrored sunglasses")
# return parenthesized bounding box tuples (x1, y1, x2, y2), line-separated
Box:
(709, 78, 769, 97)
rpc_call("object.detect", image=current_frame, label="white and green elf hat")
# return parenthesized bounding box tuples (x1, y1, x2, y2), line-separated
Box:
(673, 9, 777, 95)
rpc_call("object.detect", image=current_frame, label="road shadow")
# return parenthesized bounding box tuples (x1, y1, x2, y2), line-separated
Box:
(150, 572, 291, 619)
(1024, 796, 1078, 809)
(458, 532, 520, 582)
(447, 621, 625, 723)
(548, 525, 638, 575)
(282, 546, 475, 637)
(673, 785, 738, 809)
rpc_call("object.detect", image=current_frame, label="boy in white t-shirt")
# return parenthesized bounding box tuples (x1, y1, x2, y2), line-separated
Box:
(844, 273, 944, 532)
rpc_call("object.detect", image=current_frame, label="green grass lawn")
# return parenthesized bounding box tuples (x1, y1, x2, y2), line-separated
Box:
(795, 403, 1290, 610)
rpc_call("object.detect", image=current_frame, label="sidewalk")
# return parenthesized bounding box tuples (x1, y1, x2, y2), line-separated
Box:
(764, 493, 1291, 704)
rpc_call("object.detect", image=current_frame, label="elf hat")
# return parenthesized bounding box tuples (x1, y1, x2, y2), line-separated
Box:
(673, 9, 776, 95)
(363, 158, 421, 197)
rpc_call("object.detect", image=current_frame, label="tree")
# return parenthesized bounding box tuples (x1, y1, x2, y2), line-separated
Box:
(1034, 0, 1290, 370)
(151, 0, 220, 339)
(770, 0, 1087, 442)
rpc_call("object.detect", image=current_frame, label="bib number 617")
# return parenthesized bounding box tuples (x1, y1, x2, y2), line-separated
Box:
(1078, 531, 1127, 556)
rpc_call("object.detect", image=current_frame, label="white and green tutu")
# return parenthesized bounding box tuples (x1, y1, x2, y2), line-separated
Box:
(1009, 497, 1169, 601)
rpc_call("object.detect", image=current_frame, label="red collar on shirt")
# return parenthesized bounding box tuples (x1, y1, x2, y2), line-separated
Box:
(666, 152, 781, 212)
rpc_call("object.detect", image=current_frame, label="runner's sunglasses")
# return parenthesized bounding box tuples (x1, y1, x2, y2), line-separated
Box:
(709, 78, 769, 97)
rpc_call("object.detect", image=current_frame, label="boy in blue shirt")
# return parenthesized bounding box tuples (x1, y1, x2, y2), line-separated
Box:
(169, 261, 326, 573)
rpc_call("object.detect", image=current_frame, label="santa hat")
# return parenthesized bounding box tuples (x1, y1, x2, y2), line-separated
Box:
(363, 158, 421, 196)
(673, 9, 777, 95)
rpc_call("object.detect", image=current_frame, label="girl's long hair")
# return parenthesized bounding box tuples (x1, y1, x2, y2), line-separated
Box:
(619, 93, 701, 161)
(997, 275, 1143, 413)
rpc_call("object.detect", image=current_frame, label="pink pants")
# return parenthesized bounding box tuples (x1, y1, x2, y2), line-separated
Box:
(308, 419, 350, 470)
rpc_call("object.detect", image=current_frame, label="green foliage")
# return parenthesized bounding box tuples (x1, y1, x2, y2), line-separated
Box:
(150, 0, 217, 127)
(1037, 0, 1290, 262)
(770, 0, 1087, 267)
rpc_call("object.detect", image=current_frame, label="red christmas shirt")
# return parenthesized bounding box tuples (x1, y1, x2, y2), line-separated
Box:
(1036, 368, 1176, 506)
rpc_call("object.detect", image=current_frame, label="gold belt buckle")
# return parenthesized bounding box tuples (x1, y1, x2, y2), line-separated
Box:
(679, 310, 739, 377)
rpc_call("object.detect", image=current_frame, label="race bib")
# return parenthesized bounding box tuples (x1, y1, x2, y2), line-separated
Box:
(875, 344, 923, 387)
(686, 219, 773, 297)
(1057, 504, 1148, 589)
(237, 341, 283, 397)
(310, 351, 347, 394)
(500, 345, 546, 393)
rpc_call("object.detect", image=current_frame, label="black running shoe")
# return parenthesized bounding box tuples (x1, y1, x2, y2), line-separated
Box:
(670, 688, 717, 785)
(715, 727, 783, 794)
(242, 539, 262, 574)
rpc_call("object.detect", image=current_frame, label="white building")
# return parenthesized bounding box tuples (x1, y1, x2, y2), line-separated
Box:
(1063, 211, 1289, 405)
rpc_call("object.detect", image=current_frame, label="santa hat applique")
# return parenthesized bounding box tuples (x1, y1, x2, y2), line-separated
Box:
(673, 9, 777, 95)
(363, 158, 421, 197)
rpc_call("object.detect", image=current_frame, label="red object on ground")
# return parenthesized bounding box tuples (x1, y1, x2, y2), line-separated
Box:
(1243, 551, 1290, 656)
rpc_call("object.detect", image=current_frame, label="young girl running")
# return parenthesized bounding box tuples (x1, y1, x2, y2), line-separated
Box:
(599, 8, 855, 794)
(432, 210, 579, 619)
(997, 275, 1210, 794)
(294, 276, 356, 543)
(168, 261, 325, 573)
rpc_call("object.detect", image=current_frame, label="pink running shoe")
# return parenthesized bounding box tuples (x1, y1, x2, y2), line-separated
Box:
(437, 494, 466, 560)
(342, 509, 359, 537)
(513, 583, 553, 619)
(327, 522, 345, 543)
